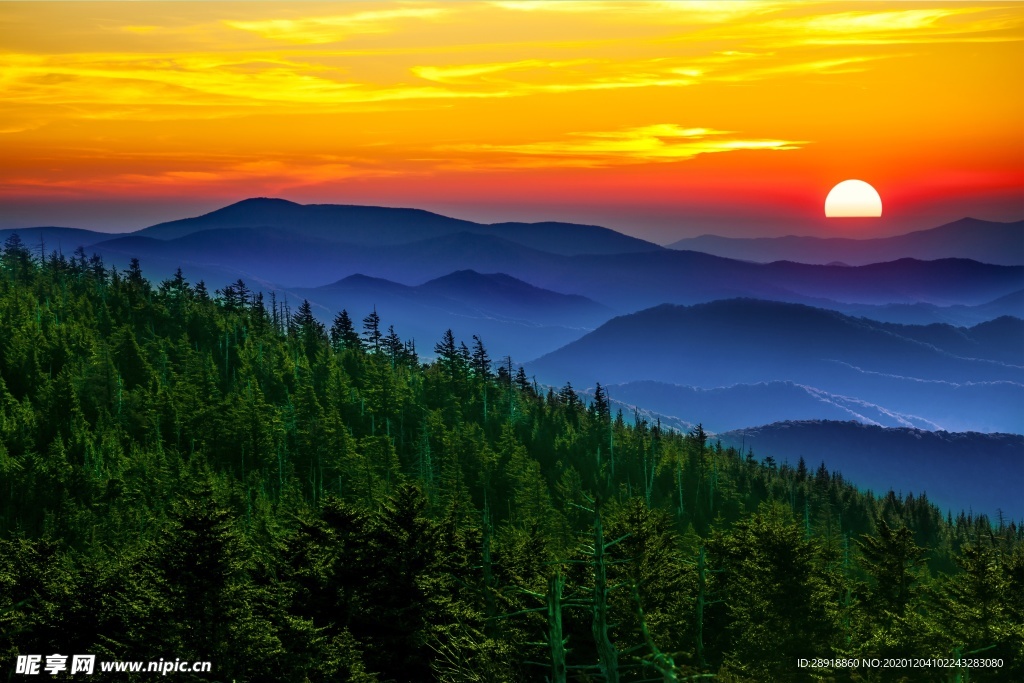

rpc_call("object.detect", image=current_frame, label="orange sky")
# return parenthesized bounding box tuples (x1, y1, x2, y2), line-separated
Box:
(1, 1, 1021, 240)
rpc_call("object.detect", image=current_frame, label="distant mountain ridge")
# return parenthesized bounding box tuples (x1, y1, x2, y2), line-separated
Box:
(8, 200, 1023, 316)
(669, 217, 1024, 266)
(715, 420, 1024, 519)
(531, 298, 1024, 384)
(86, 224, 1024, 312)
(7, 200, 1022, 436)
(528, 298, 1024, 433)
(803, 289, 1024, 327)
(601, 380, 944, 433)
(287, 270, 612, 361)
(0, 226, 126, 250)
(418, 269, 606, 321)
(137, 197, 663, 256)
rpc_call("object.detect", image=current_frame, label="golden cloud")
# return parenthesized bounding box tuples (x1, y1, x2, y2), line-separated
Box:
(490, 0, 786, 23)
(225, 8, 449, 44)
(696, 6, 1024, 46)
(412, 59, 594, 84)
(446, 123, 806, 167)
(0, 155, 409, 198)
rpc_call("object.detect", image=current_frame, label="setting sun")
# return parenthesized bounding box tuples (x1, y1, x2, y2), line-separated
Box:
(825, 179, 883, 218)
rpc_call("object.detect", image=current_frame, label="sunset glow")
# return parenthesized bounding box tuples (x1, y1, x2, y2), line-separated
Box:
(0, 1, 1021, 238)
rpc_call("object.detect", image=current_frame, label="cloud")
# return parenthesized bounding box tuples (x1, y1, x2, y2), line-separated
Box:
(490, 1, 785, 23)
(411, 56, 704, 96)
(224, 8, 448, 44)
(0, 51, 515, 115)
(712, 54, 896, 82)
(408, 50, 902, 98)
(6, 3, 1011, 125)
(0, 155, 408, 198)
(446, 123, 806, 168)
(699, 6, 1024, 46)
(412, 59, 592, 84)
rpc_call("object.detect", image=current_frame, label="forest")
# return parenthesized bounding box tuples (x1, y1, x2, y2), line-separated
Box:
(0, 234, 1021, 682)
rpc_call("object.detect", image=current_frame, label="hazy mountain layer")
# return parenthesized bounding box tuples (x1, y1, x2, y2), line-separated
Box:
(529, 299, 1024, 433)
(669, 218, 1024, 266)
(716, 421, 1024, 519)
(137, 197, 663, 255)
(89, 226, 1024, 311)
(287, 271, 612, 361)
(808, 289, 1024, 326)
(1, 226, 126, 250)
(601, 380, 943, 433)
(11, 201, 1022, 317)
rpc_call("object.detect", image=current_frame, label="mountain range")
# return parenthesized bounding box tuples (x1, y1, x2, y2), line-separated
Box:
(6, 197, 1022, 512)
(83, 229, 1024, 317)
(668, 217, 1024, 266)
(288, 270, 611, 361)
(8, 200, 1022, 316)
(528, 299, 1024, 434)
(810, 289, 1024, 327)
(715, 421, 1024, 520)
(139, 197, 662, 255)
(7, 199, 1023, 433)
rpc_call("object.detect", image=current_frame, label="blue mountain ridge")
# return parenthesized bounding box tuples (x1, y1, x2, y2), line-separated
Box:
(527, 298, 1024, 434)
(669, 217, 1024, 266)
(137, 197, 662, 256)
(715, 420, 1024, 520)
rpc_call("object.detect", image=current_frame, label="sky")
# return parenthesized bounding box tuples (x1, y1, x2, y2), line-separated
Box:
(0, 1, 1021, 242)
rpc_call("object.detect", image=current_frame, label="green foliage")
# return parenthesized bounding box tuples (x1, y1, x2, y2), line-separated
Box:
(0, 251, 1020, 682)
(707, 502, 841, 679)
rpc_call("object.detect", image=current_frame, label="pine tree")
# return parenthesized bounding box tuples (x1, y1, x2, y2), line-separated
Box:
(706, 502, 839, 679)
(591, 382, 609, 421)
(858, 519, 926, 621)
(434, 329, 460, 375)
(855, 519, 932, 659)
(383, 325, 404, 365)
(330, 309, 362, 351)
(126, 257, 146, 288)
(362, 308, 382, 352)
(471, 335, 491, 379)
(154, 476, 284, 680)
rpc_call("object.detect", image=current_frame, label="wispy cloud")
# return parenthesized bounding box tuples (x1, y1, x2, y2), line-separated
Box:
(412, 56, 703, 95)
(225, 8, 449, 45)
(712, 54, 896, 82)
(0, 155, 408, 198)
(446, 123, 806, 168)
(699, 6, 1024, 46)
(491, 1, 786, 22)
(0, 51, 514, 114)
(412, 59, 592, 84)
(406, 49, 901, 101)
(5, 3, 1013, 124)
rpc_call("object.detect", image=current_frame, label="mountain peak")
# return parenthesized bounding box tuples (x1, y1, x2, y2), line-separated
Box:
(225, 196, 300, 209)
(328, 273, 408, 288)
(421, 269, 550, 294)
(202, 197, 303, 219)
(236, 196, 296, 204)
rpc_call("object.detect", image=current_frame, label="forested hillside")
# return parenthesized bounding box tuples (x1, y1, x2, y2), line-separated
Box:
(1, 236, 1021, 682)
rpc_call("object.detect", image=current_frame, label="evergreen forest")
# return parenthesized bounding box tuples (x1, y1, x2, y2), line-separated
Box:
(1, 235, 1021, 682)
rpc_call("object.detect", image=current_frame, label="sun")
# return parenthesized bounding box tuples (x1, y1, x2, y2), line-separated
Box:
(825, 179, 882, 218)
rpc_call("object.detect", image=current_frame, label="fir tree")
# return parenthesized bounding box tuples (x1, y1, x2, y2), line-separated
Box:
(330, 309, 362, 351)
